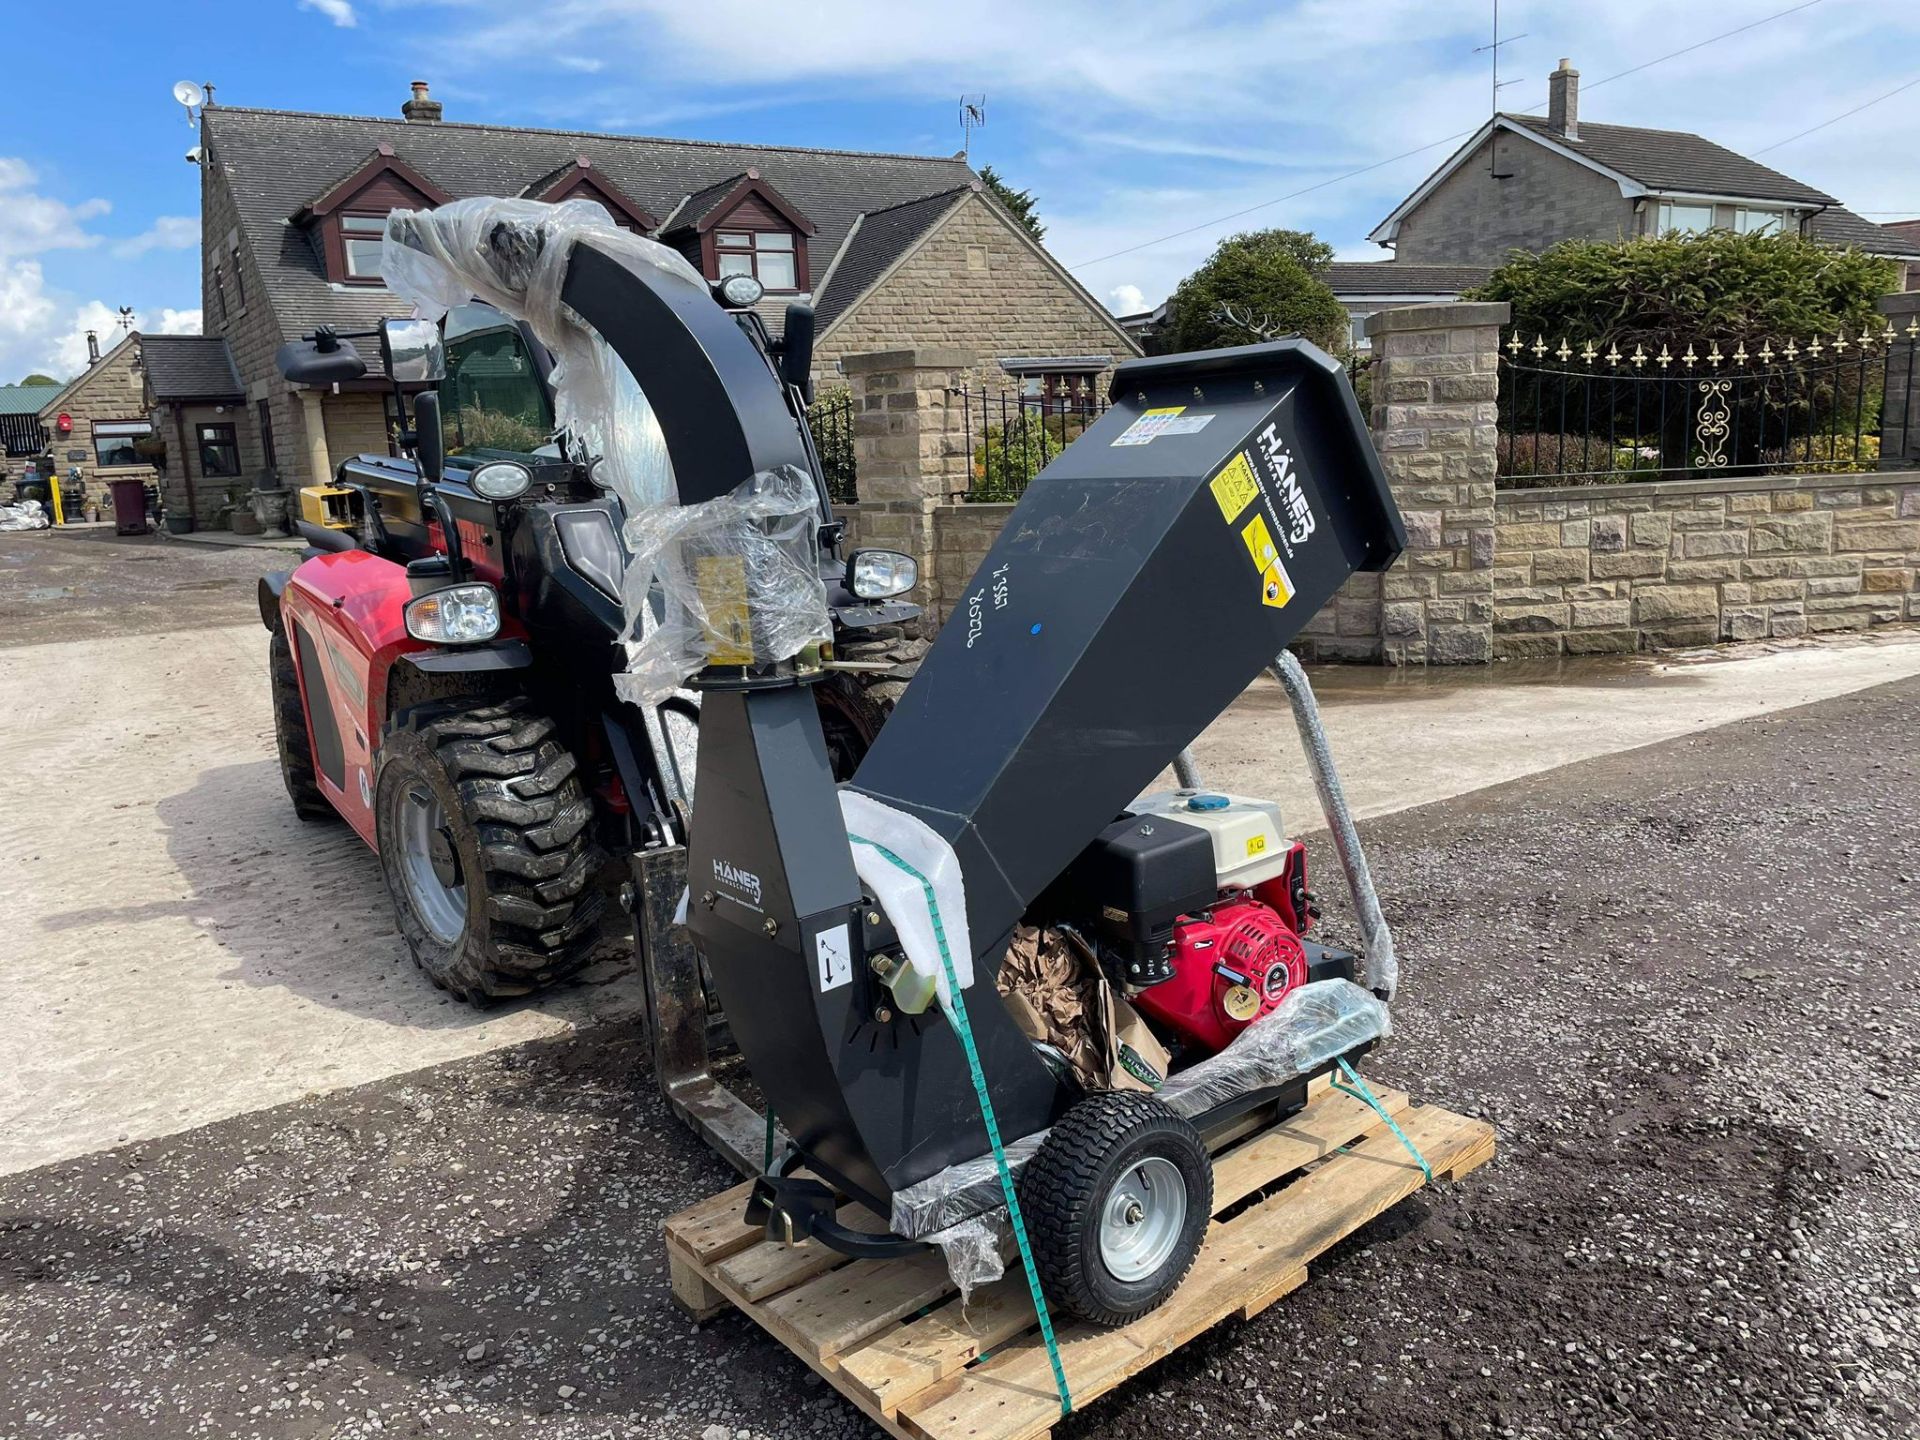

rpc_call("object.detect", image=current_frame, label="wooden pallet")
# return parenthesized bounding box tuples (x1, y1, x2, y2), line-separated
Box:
(662, 1080, 1495, 1440)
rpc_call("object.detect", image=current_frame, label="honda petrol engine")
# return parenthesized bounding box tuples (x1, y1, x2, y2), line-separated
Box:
(1038, 789, 1347, 1061)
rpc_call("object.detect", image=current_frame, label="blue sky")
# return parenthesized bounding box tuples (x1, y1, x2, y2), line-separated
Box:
(3, 0, 1916, 382)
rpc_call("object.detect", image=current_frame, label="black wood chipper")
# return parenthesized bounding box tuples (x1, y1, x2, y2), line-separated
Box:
(263, 199, 1408, 1335)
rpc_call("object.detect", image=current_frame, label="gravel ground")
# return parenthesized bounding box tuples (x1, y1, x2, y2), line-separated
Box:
(4, 675, 1913, 1440)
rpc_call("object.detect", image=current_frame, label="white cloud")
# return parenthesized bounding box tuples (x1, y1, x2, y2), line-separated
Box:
(0, 158, 108, 262)
(0, 159, 201, 382)
(299, 0, 357, 26)
(1107, 283, 1147, 316)
(112, 216, 199, 259)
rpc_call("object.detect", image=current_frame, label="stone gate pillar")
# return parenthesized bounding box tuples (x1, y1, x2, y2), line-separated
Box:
(1362, 301, 1507, 664)
(842, 348, 974, 630)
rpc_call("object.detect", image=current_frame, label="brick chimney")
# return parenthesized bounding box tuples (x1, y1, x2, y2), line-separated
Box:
(1548, 58, 1579, 140)
(402, 80, 443, 124)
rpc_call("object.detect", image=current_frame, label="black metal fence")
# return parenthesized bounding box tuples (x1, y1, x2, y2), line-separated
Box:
(956, 386, 1111, 502)
(1496, 327, 1918, 486)
(808, 387, 858, 504)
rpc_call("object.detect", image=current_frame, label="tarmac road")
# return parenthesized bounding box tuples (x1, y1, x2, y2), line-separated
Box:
(2, 673, 1914, 1440)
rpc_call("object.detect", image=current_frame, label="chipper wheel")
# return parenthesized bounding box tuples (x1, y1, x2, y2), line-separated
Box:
(1018, 1090, 1213, 1326)
(269, 627, 335, 823)
(373, 698, 611, 1004)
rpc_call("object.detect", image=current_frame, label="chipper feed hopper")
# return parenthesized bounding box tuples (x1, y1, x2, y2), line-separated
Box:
(688, 339, 1406, 1326)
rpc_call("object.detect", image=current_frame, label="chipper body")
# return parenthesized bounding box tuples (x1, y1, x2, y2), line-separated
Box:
(687, 339, 1405, 1322)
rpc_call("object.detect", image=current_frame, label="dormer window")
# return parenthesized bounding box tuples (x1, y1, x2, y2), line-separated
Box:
(341, 215, 387, 279)
(294, 144, 451, 286)
(716, 230, 797, 290)
(661, 170, 816, 295)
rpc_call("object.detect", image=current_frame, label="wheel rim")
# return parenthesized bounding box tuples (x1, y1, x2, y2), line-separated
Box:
(399, 784, 466, 944)
(1097, 1156, 1188, 1283)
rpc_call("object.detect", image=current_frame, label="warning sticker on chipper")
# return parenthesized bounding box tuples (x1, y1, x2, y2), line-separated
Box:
(1241, 513, 1297, 609)
(815, 923, 852, 993)
(1112, 406, 1216, 446)
(1209, 452, 1259, 522)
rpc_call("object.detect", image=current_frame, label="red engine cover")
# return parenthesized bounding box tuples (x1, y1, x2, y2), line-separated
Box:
(1130, 897, 1307, 1058)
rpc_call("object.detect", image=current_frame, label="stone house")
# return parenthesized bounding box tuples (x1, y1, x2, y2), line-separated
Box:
(189, 83, 1136, 501)
(141, 334, 260, 526)
(1331, 57, 1920, 335)
(32, 332, 158, 508)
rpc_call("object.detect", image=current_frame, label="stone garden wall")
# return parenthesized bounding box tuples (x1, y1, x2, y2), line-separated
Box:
(1490, 474, 1920, 656)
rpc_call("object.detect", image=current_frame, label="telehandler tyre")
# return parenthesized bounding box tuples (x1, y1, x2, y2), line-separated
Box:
(269, 627, 335, 823)
(1018, 1090, 1212, 1326)
(374, 697, 611, 1004)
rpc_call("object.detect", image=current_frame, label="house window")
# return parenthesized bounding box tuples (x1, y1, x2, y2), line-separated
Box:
(93, 419, 154, 469)
(257, 399, 277, 473)
(1013, 371, 1102, 403)
(230, 247, 246, 309)
(714, 230, 797, 290)
(213, 265, 228, 325)
(198, 422, 240, 478)
(341, 214, 387, 281)
(1655, 201, 1715, 234)
(1734, 207, 1784, 236)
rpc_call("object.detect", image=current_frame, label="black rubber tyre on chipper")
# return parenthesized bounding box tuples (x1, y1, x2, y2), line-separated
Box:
(269, 628, 335, 823)
(1019, 1090, 1213, 1325)
(373, 697, 613, 1003)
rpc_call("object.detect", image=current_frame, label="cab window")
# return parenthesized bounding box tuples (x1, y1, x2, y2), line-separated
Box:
(441, 302, 555, 456)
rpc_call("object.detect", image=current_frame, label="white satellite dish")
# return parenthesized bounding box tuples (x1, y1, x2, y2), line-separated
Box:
(173, 80, 205, 110)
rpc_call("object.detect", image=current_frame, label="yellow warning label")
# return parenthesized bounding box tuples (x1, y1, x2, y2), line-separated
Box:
(1209, 452, 1259, 523)
(1245, 833, 1268, 858)
(1260, 562, 1295, 609)
(1241, 512, 1279, 570)
(694, 553, 754, 665)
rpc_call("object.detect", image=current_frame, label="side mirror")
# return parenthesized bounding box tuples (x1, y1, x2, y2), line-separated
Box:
(413, 391, 446, 487)
(781, 303, 816, 405)
(380, 317, 446, 383)
(275, 331, 366, 385)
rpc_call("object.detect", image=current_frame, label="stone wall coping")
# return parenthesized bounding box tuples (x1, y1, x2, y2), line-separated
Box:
(1494, 470, 1912, 507)
(1364, 301, 1510, 338)
(1878, 291, 1920, 317)
(840, 347, 978, 375)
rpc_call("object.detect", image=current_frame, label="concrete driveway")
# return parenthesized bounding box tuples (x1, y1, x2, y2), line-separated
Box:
(4, 525, 1920, 1178)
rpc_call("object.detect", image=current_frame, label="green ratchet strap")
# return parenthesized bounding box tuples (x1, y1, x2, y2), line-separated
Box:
(849, 833, 1074, 1418)
(1333, 1056, 1432, 1182)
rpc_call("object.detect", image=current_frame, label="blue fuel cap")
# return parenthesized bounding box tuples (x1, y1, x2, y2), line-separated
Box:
(1187, 793, 1230, 811)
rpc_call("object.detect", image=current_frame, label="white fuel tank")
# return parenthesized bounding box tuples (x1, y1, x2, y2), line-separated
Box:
(1130, 790, 1290, 892)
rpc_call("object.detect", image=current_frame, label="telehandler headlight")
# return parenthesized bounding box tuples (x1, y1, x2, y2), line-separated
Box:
(847, 549, 917, 599)
(470, 460, 533, 499)
(405, 583, 502, 645)
(716, 274, 764, 308)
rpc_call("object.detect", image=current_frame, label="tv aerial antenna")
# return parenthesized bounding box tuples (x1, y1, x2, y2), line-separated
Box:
(959, 94, 987, 161)
(1473, 1, 1526, 179)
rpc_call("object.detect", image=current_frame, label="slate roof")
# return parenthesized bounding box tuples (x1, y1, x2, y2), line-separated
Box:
(1806, 206, 1920, 259)
(814, 187, 972, 329)
(0, 384, 61, 416)
(1324, 262, 1492, 297)
(142, 335, 245, 402)
(203, 105, 981, 344)
(1502, 115, 1835, 205)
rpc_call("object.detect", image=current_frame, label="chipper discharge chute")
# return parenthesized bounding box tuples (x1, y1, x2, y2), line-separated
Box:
(686, 338, 1407, 1328)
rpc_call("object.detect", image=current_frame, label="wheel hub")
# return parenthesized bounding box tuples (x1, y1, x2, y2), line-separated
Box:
(1098, 1156, 1187, 1283)
(399, 785, 467, 944)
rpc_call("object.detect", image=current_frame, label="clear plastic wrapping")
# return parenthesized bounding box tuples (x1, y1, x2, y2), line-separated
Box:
(613, 465, 828, 705)
(888, 977, 1389, 1297)
(0, 499, 49, 531)
(380, 196, 828, 702)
